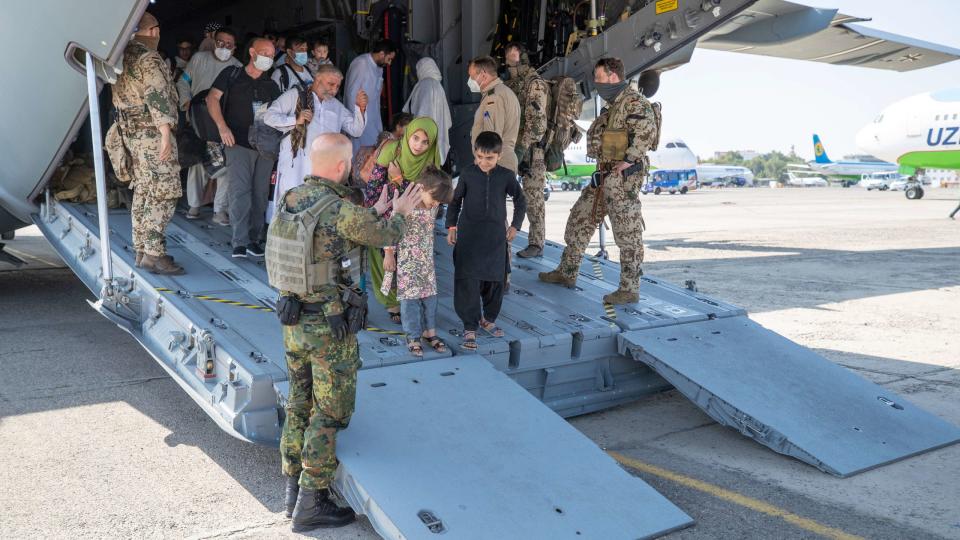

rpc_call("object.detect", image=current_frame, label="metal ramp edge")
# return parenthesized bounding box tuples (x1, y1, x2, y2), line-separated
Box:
(334, 356, 693, 539)
(618, 316, 960, 477)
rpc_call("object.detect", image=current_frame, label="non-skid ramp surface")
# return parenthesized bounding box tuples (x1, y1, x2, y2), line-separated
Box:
(619, 317, 960, 477)
(335, 356, 693, 540)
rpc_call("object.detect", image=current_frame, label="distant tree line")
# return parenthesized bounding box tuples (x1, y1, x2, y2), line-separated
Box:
(704, 151, 806, 180)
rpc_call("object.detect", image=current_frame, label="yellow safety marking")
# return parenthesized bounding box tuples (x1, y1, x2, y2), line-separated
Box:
(365, 326, 406, 336)
(589, 258, 604, 280)
(608, 451, 866, 540)
(155, 288, 274, 312)
(603, 302, 617, 319)
(655, 0, 679, 15)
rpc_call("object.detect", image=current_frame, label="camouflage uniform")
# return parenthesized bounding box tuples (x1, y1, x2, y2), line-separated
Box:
(508, 66, 549, 249)
(277, 176, 406, 490)
(557, 85, 656, 294)
(110, 39, 182, 257)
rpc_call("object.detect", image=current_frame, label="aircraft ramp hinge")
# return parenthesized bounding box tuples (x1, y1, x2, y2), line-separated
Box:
(195, 329, 217, 380)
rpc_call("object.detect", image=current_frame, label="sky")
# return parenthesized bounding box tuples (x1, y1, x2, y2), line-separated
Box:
(655, 0, 960, 162)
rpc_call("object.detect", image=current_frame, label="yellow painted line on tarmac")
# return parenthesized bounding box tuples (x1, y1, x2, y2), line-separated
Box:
(608, 451, 865, 540)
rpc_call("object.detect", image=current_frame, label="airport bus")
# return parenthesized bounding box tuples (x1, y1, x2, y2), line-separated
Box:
(642, 168, 698, 195)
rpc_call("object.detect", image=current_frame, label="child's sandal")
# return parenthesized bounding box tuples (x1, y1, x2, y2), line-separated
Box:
(423, 335, 447, 353)
(461, 331, 478, 351)
(407, 339, 423, 357)
(480, 320, 505, 338)
(389, 311, 402, 324)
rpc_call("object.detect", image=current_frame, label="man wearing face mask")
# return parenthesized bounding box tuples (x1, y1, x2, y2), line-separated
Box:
(108, 11, 185, 275)
(503, 43, 550, 259)
(345, 40, 397, 152)
(468, 56, 521, 173)
(206, 38, 281, 258)
(272, 36, 314, 94)
(539, 57, 659, 305)
(177, 28, 242, 224)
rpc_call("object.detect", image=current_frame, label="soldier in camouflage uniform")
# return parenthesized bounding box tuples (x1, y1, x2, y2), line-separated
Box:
(539, 58, 658, 305)
(504, 43, 550, 259)
(269, 134, 422, 532)
(109, 12, 184, 275)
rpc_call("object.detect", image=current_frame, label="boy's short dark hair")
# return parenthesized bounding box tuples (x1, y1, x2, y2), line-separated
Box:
(595, 57, 625, 80)
(419, 166, 455, 204)
(392, 112, 414, 131)
(286, 35, 307, 51)
(372, 39, 397, 55)
(474, 131, 503, 154)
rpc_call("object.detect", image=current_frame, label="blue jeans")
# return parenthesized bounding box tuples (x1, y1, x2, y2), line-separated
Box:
(400, 295, 438, 339)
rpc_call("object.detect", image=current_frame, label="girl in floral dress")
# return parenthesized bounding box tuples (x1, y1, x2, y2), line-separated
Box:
(395, 167, 454, 356)
(362, 117, 441, 325)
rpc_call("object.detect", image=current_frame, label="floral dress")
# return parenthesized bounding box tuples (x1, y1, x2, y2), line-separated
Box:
(396, 206, 438, 301)
(362, 164, 411, 217)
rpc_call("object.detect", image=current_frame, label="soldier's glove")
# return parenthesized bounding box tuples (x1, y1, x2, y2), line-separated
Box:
(276, 296, 302, 326)
(327, 313, 348, 341)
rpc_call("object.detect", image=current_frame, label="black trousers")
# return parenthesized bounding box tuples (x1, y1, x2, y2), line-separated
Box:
(454, 278, 505, 331)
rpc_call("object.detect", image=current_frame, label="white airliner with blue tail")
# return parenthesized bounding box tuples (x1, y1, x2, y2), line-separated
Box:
(808, 134, 898, 179)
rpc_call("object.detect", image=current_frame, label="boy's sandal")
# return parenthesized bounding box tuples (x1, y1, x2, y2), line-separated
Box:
(461, 332, 478, 351)
(389, 311, 402, 324)
(407, 339, 423, 357)
(423, 335, 447, 353)
(479, 320, 505, 338)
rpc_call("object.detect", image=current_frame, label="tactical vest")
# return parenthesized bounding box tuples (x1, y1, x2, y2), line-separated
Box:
(265, 192, 364, 295)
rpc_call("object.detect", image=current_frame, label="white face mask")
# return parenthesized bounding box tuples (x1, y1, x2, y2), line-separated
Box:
(467, 77, 482, 93)
(253, 54, 273, 71)
(214, 47, 232, 61)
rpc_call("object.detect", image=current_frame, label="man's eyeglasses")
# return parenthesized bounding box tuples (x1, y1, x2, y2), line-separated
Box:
(215, 40, 236, 50)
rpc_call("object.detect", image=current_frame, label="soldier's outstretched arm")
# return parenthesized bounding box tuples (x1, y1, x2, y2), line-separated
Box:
(624, 100, 658, 163)
(335, 201, 407, 248)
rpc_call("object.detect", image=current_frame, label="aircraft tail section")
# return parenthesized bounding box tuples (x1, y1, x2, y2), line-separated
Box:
(813, 134, 832, 164)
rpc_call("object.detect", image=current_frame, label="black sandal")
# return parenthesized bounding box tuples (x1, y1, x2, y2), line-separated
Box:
(423, 335, 447, 353)
(389, 311, 402, 324)
(407, 339, 423, 357)
(461, 331, 478, 351)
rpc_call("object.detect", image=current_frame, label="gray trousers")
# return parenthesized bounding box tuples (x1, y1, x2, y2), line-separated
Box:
(225, 145, 274, 248)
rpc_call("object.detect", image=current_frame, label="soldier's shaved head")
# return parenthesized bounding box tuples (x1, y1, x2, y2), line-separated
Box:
(310, 134, 354, 182)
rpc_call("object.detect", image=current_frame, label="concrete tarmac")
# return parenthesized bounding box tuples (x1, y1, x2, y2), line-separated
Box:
(1, 187, 958, 539)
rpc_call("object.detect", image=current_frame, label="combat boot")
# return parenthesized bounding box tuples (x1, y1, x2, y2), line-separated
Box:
(517, 245, 543, 258)
(603, 289, 639, 305)
(135, 251, 143, 267)
(284, 475, 299, 518)
(538, 269, 576, 287)
(291, 487, 355, 532)
(140, 254, 185, 276)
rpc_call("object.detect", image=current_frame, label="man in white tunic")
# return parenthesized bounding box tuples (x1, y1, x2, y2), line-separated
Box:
(344, 40, 396, 152)
(264, 64, 367, 222)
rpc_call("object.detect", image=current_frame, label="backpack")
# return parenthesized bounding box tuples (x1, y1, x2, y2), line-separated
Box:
(190, 66, 242, 142)
(279, 64, 310, 93)
(266, 192, 363, 295)
(541, 76, 584, 172)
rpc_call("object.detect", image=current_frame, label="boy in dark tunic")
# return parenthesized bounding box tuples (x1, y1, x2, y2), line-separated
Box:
(446, 132, 527, 350)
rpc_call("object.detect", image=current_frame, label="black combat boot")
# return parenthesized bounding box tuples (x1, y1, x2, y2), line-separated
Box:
(291, 487, 356, 532)
(284, 475, 300, 518)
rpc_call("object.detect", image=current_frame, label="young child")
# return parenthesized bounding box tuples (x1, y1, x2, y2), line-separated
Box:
(397, 166, 455, 356)
(445, 132, 527, 351)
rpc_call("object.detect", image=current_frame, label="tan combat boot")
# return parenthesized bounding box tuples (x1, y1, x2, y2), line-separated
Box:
(538, 269, 577, 287)
(603, 289, 639, 305)
(141, 254, 185, 276)
(135, 251, 144, 267)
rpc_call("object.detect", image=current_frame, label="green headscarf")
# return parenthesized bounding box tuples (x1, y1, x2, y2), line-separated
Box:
(376, 116, 441, 182)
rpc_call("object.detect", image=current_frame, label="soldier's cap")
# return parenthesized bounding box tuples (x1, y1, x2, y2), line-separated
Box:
(136, 12, 159, 32)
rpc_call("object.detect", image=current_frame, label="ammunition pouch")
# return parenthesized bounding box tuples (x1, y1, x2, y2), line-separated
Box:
(276, 295, 303, 326)
(600, 128, 628, 163)
(341, 286, 369, 335)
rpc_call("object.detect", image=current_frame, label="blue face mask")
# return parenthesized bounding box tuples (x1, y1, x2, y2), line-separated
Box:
(294, 51, 309, 66)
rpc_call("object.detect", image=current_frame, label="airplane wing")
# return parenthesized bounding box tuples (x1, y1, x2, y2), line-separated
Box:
(697, 0, 960, 72)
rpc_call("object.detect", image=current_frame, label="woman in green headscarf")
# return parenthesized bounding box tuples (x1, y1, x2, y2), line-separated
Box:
(362, 117, 442, 323)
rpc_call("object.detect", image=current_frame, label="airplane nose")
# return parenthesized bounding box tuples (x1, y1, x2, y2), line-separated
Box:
(856, 124, 879, 153)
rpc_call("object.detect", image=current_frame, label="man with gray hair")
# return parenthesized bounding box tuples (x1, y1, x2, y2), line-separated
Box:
(264, 63, 368, 222)
(265, 132, 421, 532)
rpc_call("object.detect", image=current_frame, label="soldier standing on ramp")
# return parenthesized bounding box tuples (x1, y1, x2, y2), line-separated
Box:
(107, 12, 185, 275)
(504, 43, 550, 259)
(265, 133, 422, 532)
(539, 57, 659, 305)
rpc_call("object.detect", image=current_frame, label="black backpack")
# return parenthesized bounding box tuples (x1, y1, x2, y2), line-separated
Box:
(278, 64, 310, 93)
(189, 66, 242, 143)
